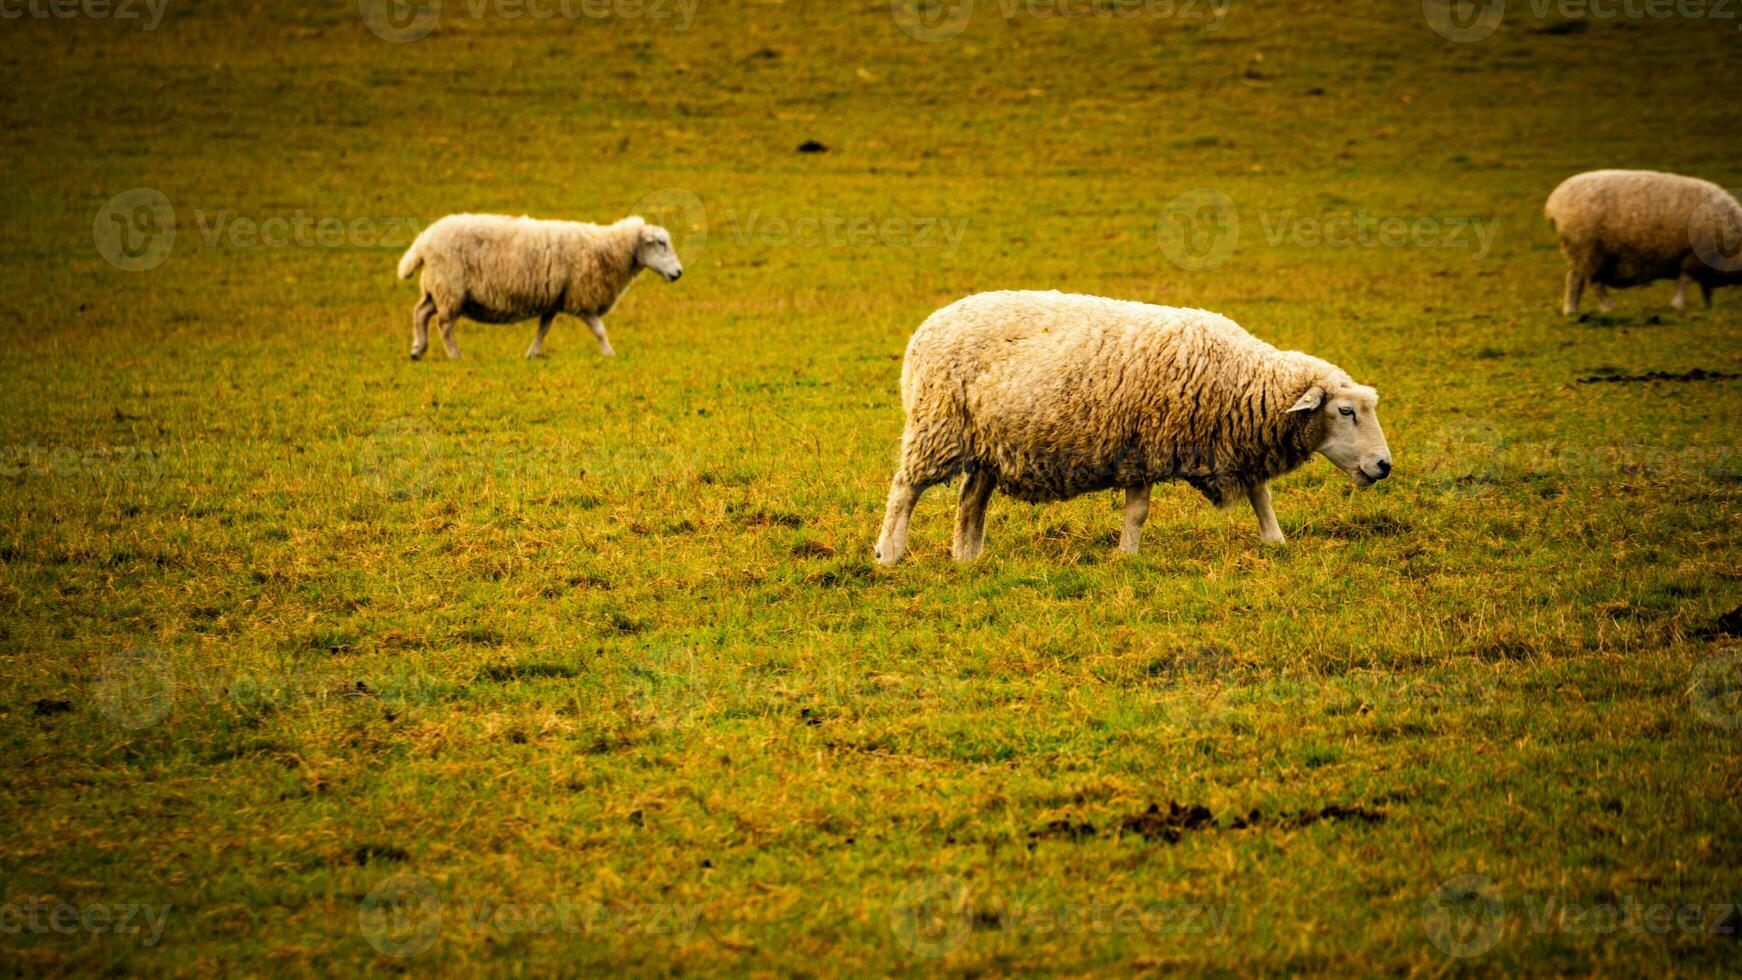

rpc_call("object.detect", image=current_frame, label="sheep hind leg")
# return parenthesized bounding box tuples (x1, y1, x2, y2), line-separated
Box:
(1672, 274, 1690, 312)
(437, 313, 462, 360)
(1592, 283, 1614, 313)
(952, 469, 997, 562)
(1119, 485, 1150, 555)
(1562, 270, 1585, 316)
(410, 296, 435, 360)
(1701, 281, 1715, 309)
(526, 312, 556, 359)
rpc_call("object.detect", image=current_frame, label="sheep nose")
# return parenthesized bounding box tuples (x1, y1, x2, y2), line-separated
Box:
(1373, 459, 1392, 479)
(670, 269, 683, 281)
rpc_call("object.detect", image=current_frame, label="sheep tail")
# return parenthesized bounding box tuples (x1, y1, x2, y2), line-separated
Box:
(396, 227, 431, 280)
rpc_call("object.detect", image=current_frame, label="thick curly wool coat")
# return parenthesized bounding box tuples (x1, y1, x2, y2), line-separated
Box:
(398, 214, 647, 321)
(1546, 170, 1742, 288)
(894, 291, 1344, 506)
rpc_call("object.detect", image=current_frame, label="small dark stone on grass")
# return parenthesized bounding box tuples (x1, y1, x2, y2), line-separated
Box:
(1578, 368, 1738, 384)
(33, 698, 73, 717)
(353, 843, 410, 865)
(797, 140, 828, 153)
(1278, 803, 1386, 829)
(1700, 605, 1742, 638)
(1121, 801, 1215, 843)
(478, 662, 583, 682)
(1030, 819, 1097, 842)
(1125, 801, 1387, 841)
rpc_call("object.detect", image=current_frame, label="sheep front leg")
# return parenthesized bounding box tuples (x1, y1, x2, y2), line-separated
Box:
(1672, 274, 1690, 312)
(1562, 270, 1585, 316)
(1701, 281, 1715, 309)
(1119, 485, 1150, 555)
(1249, 481, 1285, 546)
(525, 312, 556, 359)
(952, 469, 997, 562)
(876, 474, 925, 565)
(582, 314, 615, 357)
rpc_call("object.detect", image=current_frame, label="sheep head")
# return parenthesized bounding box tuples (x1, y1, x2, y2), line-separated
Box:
(1289, 382, 1393, 487)
(629, 218, 684, 282)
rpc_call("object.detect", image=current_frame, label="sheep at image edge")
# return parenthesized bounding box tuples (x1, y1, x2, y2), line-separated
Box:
(1546, 170, 1742, 315)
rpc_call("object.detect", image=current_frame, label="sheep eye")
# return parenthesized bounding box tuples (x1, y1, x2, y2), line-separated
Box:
(1339, 407, 1355, 418)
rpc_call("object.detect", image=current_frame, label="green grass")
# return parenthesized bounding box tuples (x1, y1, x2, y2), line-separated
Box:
(3, 0, 1741, 974)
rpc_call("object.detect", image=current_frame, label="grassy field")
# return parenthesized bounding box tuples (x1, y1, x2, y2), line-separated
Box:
(3, 0, 1741, 973)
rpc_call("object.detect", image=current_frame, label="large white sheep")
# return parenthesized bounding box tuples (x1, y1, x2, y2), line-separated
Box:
(874, 291, 1394, 564)
(1545, 170, 1742, 315)
(396, 214, 683, 360)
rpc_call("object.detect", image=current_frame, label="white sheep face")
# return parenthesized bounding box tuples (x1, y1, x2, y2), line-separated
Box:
(637, 225, 684, 282)
(1291, 384, 1393, 486)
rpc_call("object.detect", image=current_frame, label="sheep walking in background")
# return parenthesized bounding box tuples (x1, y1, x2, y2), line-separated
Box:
(396, 214, 683, 360)
(1546, 170, 1742, 315)
(874, 291, 1393, 564)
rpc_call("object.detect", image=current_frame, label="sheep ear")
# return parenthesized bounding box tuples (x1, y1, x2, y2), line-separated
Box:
(1288, 385, 1325, 413)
